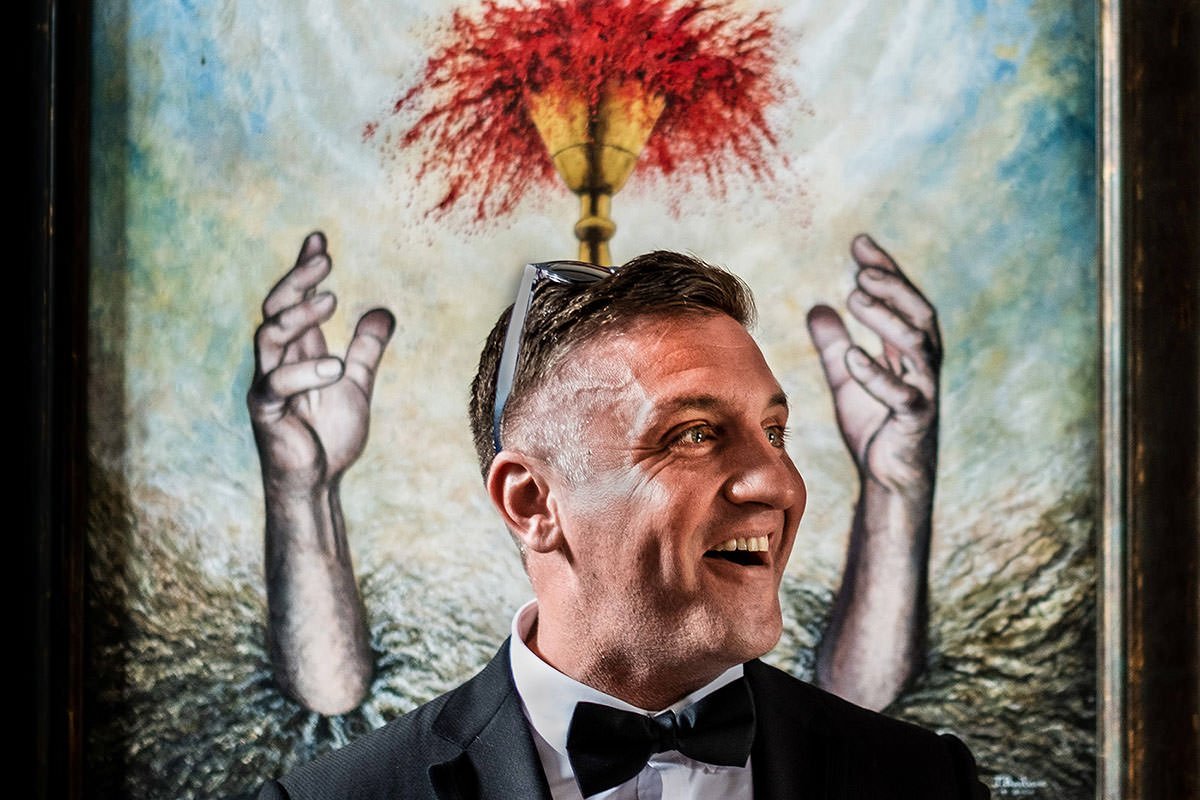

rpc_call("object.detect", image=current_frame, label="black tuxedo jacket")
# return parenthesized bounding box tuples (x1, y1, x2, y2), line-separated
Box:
(259, 640, 989, 799)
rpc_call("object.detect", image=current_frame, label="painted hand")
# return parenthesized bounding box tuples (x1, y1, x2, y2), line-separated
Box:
(806, 234, 941, 498)
(247, 232, 395, 496)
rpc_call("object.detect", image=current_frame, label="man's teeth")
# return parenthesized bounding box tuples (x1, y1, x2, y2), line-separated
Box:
(711, 536, 769, 553)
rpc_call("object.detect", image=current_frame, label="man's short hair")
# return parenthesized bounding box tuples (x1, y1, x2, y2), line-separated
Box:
(468, 250, 756, 478)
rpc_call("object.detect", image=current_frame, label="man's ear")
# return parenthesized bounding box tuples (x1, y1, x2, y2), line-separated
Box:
(486, 451, 564, 554)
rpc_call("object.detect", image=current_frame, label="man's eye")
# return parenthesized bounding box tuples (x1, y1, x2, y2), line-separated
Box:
(765, 426, 789, 448)
(676, 425, 716, 446)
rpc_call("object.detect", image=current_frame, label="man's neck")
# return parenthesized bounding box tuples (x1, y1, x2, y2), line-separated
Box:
(527, 613, 736, 710)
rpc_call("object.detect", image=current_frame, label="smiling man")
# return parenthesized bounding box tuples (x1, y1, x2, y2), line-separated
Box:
(253, 238, 989, 798)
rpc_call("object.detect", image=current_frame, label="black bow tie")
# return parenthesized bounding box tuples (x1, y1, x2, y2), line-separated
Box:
(564, 677, 756, 797)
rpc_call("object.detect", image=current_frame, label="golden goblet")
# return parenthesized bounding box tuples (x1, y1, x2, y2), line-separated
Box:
(526, 80, 665, 265)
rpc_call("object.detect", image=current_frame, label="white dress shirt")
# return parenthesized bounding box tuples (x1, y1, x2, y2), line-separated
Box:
(508, 600, 755, 800)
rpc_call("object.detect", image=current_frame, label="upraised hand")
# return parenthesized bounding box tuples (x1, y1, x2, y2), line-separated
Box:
(808, 234, 941, 711)
(249, 232, 395, 497)
(248, 232, 394, 715)
(806, 234, 941, 496)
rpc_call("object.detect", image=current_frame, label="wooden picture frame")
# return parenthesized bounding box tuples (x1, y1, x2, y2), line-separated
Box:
(1097, 1, 1199, 797)
(25, 0, 1197, 796)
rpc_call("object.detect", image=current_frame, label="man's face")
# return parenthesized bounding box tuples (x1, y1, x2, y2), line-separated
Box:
(533, 312, 806, 679)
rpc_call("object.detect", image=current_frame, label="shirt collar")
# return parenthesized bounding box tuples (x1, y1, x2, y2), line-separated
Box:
(508, 599, 745, 757)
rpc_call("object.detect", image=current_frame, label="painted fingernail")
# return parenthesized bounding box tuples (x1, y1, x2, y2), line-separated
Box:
(847, 349, 871, 368)
(859, 267, 887, 282)
(316, 359, 342, 378)
(314, 292, 335, 308)
(851, 289, 874, 305)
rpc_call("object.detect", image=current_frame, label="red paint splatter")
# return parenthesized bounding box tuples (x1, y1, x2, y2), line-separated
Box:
(374, 0, 788, 224)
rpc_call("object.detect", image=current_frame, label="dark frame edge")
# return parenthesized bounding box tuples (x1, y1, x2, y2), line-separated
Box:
(28, 0, 90, 797)
(1108, 0, 1200, 798)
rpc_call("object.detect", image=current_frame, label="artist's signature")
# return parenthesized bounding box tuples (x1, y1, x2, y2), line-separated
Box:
(992, 774, 1049, 796)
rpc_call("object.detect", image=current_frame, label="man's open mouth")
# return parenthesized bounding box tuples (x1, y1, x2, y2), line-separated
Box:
(703, 537, 768, 566)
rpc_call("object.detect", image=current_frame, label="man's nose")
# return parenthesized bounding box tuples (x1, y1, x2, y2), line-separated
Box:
(721, 433, 804, 510)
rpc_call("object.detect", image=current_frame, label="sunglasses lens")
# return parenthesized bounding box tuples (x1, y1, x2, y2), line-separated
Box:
(534, 261, 613, 284)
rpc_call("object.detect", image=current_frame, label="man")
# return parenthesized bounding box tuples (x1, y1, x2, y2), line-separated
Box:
(252, 234, 987, 798)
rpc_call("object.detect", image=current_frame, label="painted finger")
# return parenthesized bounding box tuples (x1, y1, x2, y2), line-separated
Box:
(855, 267, 941, 348)
(262, 232, 333, 318)
(852, 234, 943, 355)
(896, 354, 938, 401)
(343, 308, 396, 398)
(248, 357, 344, 425)
(847, 290, 940, 375)
(844, 347, 927, 415)
(286, 323, 331, 366)
(261, 358, 344, 405)
(255, 292, 337, 375)
(850, 233, 907, 278)
(806, 305, 854, 390)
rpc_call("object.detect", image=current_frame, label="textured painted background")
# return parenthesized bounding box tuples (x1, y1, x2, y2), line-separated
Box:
(87, 0, 1097, 797)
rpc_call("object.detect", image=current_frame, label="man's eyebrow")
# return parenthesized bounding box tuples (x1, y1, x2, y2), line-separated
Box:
(653, 391, 790, 416)
(657, 394, 724, 414)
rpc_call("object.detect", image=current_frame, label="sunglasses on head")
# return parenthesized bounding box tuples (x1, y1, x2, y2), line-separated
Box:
(492, 260, 617, 452)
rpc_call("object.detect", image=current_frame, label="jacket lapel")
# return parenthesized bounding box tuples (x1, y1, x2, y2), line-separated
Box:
(746, 659, 846, 800)
(427, 639, 553, 800)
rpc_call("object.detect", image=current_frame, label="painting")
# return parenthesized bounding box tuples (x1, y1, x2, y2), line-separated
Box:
(84, 0, 1100, 797)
